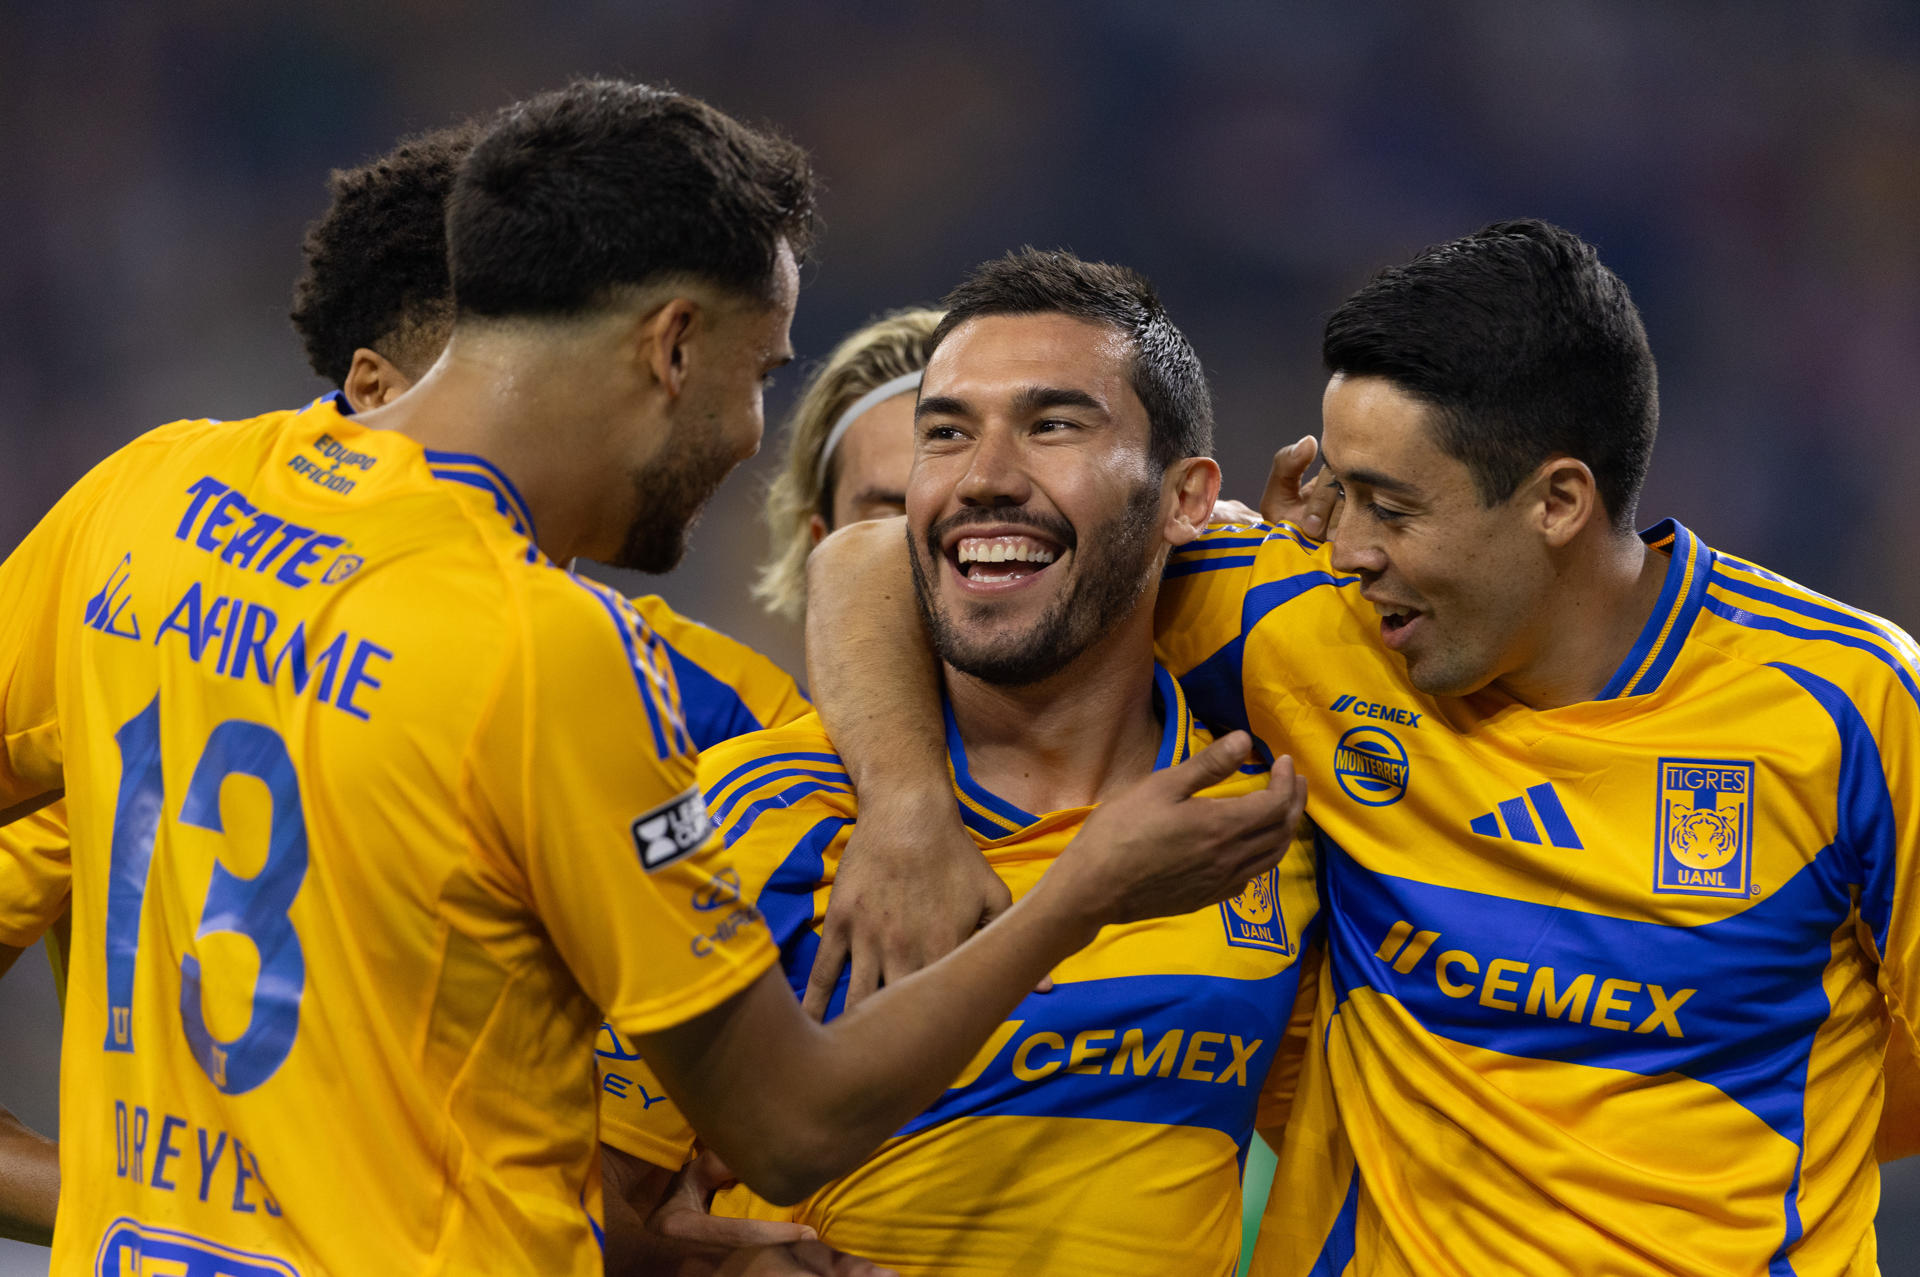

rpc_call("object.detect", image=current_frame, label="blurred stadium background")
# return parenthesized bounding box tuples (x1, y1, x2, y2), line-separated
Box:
(3, 2, 1917, 1272)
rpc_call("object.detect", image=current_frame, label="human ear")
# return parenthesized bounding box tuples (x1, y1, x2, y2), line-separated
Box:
(1162, 457, 1223, 547)
(1533, 457, 1598, 548)
(642, 299, 700, 399)
(342, 348, 416, 413)
(808, 513, 830, 546)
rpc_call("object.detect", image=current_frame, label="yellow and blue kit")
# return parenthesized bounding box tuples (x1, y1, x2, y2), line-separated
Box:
(599, 668, 1322, 1277)
(0, 396, 776, 1275)
(1154, 518, 1920, 1276)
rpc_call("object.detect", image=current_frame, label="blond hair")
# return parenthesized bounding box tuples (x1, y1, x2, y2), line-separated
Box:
(754, 307, 943, 620)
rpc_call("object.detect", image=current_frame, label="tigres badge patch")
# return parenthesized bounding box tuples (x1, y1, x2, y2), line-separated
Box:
(1654, 758, 1755, 897)
(1221, 866, 1291, 953)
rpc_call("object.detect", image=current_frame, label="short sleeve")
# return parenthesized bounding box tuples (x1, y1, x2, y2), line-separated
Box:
(0, 463, 109, 806)
(0, 799, 72, 948)
(1856, 649, 1920, 1160)
(595, 1023, 698, 1171)
(1156, 522, 1340, 757)
(631, 595, 811, 750)
(471, 579, 776, 1037)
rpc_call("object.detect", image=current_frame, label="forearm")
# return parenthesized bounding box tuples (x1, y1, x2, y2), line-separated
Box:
(645, 877, 1097, 1204)
(0, 1105, 56, 1246)
(803, 519, 945, 802)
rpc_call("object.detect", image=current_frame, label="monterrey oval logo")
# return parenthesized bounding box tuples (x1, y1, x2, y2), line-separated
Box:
(1333, 726, 1409, 806)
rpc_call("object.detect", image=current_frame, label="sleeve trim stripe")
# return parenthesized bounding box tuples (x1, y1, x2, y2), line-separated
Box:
(704, 750, 847, 811)
(1713, 565, 1920, 674)
(712, 766, 856, 825)
(721, 780, 854, 847)
(1165, 555, 1258, 579)
(570, 579, 678, 759)
(1704, 593, 1920, 714)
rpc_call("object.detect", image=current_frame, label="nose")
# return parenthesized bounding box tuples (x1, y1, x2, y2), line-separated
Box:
(955, 423, 1033, 509)
(1327, 506, 1386, 577)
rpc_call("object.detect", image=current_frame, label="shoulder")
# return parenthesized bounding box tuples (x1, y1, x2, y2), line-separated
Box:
(696, 714, 856, 847)
(628, 595, 807, 733)
(1695, 547, 1920, 729)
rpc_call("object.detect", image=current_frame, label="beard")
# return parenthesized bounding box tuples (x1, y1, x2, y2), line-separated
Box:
(611, 418, 741, 574)
(910, 478, 1163, 687)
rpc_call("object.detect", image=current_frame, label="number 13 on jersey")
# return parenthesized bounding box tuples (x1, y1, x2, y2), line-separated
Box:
(103, 695, 309, 1094)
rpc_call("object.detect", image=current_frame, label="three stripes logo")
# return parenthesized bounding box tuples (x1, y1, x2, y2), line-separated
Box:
(1468, 782, 1583, 849)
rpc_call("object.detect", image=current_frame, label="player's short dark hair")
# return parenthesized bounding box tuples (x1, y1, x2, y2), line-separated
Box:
(1323, 219, 1658, 529)
(290, 120, 482, 387)
(930, 248, 1214, 471)
(449, 80, 818, 319)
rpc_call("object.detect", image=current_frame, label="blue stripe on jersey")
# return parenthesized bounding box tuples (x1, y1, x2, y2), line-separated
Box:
(1317, 836, 1846, 1148)
(713, 767, 857, 826)
(722, 781, 855, 848)
(1702, 595, 1920, 713)
(1245, 571, 1360, 634)
(1601, 520, 1710, 699)
(423, 448, 538, 536)
(957, 801, 1021, 841)
(1310, 1171, 1360, 1277)
(573, 581, 673, 759)
(759, 814, 855, 1006)
(944, 701, 1040, 829)
(1172, 535, 1270, 552)
(1179, 637, 1270, 766)
(1713, 570, 1920, 669)
(1717, 553, 1920, 662)
(1768, 662, 1899, 955)
(1165, 554, 1258, 579)
(1151, 665, 1188, 769)
(704, 751, 846, 809)
(657, 644, 766, 752)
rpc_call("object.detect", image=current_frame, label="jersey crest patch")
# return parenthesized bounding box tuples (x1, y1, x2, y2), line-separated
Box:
(1220, 865, 1292, 953)
(1653, 758, 1754, 897)
(632, 786, 710, 871)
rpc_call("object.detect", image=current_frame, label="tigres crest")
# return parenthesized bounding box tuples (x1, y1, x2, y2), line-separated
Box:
(1654, 758, 1755, 897)
(1221, 865, 1291, 953)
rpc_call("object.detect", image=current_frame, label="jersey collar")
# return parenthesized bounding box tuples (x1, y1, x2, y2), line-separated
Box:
(1595, 518, 1713, 700)
(942, 663, 1196, 839)
(421, 448, 540, 545)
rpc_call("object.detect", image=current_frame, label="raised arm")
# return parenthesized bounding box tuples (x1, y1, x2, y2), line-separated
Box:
(798, 518, 1007, 1015)
(638, 735, 1307, 1205)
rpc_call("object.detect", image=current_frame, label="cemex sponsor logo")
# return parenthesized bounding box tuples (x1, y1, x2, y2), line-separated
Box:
(1329, 694, 1422, 728)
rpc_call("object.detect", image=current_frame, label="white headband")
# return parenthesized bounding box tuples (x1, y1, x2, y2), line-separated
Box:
(815, 370, 923, 489)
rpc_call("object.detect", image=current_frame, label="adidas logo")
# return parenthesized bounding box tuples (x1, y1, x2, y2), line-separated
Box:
(1469, 782, 1583, 849)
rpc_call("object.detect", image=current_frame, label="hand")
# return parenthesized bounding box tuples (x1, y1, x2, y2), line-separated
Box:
(1258, 435, 1339, 540)
(649, 1148, 815, 1250)
(802, 798, 1012, 1019)
(714, 1239, 899, 1276)
(1045, 731, 1307, 926)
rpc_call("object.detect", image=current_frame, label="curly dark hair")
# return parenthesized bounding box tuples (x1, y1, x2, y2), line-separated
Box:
(449, 80, 818, 319)
(289, 119, 483, 387)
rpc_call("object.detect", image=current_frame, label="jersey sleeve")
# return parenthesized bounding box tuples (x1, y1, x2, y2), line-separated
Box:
(471, 579, 776, 1037)
(0, 800, 72, 948)
(594, 717, 852, 1170)
(631, 596, 810, 750)
(596, 1024, 699, 1171)
(1155, 521, 1344, 759)
(1858, 640, 1920, 1161)
(0, 461, 112, 807)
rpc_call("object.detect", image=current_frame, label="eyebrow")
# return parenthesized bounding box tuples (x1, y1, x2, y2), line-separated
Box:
(848, 487, 907, 510)
(1339, 466, 1420, 496)
(914, 384, 1106, 421)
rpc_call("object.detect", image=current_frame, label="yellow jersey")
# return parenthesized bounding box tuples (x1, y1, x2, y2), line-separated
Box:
(600, 668, 1322, 1277)
(0, 397, 775, 1275)
(1155, 518, 1920, 1277)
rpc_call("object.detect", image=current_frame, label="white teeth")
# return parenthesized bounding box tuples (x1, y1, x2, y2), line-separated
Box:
(955, 536, 1058, 566)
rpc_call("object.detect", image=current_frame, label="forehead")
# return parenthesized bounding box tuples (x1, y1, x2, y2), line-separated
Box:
(923, 313, 1135, 404)
(1320, 373, 1446, 470)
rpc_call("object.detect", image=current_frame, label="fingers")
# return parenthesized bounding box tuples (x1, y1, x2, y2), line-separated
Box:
(1159, 730, 1255, 798)
(655, 1210, 817, 1248)
(1298, 469, 1338, 541)
(843, 936, 883, 1014)
(1209, 498, 1263, 527)
(1258, 435, 1317, 525)
(801, 925, 850, 1021)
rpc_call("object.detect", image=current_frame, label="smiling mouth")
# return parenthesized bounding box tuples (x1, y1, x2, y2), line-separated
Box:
(950, 534, 1062, 587)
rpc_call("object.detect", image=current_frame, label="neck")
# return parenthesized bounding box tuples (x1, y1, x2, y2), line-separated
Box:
(355, 325, 640, 563)
(944, 605, 1163, 815)
(1494, 525, 1668, 710)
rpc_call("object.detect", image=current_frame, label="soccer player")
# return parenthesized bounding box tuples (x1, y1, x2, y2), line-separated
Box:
(800, 219, 1920, 1273)
(754, 307, 943, 623)
(610, 248, 1318, 1276)
(0, 80, 1304, 1276)
(0, 115, 821, 1268)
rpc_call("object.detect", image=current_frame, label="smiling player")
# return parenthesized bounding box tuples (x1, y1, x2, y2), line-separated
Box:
(609, 249, 1317, 1277)
(801, 220, 1920, 1274)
